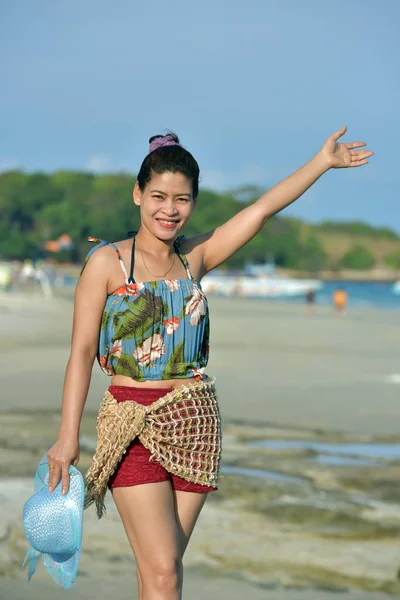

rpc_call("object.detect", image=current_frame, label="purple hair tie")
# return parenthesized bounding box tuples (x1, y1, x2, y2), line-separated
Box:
(149, 134, 180, 153)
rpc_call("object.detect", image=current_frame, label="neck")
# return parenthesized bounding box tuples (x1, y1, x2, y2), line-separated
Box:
(135, 226, 176, 257)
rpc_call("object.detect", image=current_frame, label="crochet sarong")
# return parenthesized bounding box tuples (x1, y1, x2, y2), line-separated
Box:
(84, 378, 221, 518)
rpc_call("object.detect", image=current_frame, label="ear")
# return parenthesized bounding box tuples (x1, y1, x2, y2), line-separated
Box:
(133, 182, 141, 207)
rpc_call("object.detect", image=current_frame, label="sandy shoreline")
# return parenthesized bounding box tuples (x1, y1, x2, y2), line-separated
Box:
(2, 291, 399, 434)
(1, 290, 399, 598)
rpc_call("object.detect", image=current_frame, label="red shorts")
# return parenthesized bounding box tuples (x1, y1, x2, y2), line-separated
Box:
(107, 385, 217, 493)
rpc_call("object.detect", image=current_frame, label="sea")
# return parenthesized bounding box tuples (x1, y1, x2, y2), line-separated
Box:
(288, 279, 400, 310)
(15, 271, 400, 311)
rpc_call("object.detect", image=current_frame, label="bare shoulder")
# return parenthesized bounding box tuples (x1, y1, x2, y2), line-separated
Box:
(83, 244, 117, 270)
(113, 237, 133, 251)
(80, 244, 118, 288)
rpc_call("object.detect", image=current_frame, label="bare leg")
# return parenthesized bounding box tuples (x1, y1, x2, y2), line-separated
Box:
(136, 489, 208, 598)
(113, 483, 209, 600)
(112, 481, 182, 600)
(172, 489, 208, 555)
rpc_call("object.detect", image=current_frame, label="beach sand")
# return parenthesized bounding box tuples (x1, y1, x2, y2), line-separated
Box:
(1, 290, 399, 599)
(0, 573, 391, 600)
(2, 292, 399, 434)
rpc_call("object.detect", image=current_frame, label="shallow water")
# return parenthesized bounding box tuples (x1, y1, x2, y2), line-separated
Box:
(221, 465, 304, 484)
(314, 454, 382, 467)
(205, 278, 400, 310)
(283, 280, 400, 310)
(248, 440, 400, 464)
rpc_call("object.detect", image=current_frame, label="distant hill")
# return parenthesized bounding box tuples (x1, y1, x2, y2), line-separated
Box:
(0, 171, 399, 277)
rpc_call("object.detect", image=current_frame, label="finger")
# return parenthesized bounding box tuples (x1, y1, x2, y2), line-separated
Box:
(61, 464, 70, 496)
(48, 463, 62, 492)
(350, 159, 369, 167)
(350, 150, 374, 160)
(346, 142, 367, 149)
(330, 125, 347, 141)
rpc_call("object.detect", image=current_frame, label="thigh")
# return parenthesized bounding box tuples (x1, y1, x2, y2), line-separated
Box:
(112, 481, 181, 571)
(172, 489, 209, 556)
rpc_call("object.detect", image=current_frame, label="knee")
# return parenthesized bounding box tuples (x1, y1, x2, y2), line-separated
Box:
(147, 558, 182, 593)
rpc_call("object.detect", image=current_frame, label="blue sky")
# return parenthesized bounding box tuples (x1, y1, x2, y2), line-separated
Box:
(1, 0, 399, 231)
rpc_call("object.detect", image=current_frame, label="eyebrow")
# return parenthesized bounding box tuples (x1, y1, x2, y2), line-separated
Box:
(150, 189, 191, 197)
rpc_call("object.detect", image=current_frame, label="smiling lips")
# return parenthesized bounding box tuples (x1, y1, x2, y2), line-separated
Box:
(156, 218, 180, 229)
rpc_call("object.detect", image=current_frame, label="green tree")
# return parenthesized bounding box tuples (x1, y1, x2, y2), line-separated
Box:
(317, 220, 399, 240)
(297, 233, 327, 272)
(0, 169, 395, 271)
(384, 251, 400, 271)
(339, 244, 375, 270)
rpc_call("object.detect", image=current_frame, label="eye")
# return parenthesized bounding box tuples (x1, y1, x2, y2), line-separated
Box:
(177, 197, 190, 203)
(153, 195, 163, 200)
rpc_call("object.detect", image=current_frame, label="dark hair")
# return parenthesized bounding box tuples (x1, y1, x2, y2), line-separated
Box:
(137, 132, 200, 198)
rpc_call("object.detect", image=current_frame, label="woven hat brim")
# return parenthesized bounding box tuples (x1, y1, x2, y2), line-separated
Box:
(22, 454, 84, 589)
(34, 454, 51, 492)
(43, 549, 81, 589)
(44, 465, 84, 588)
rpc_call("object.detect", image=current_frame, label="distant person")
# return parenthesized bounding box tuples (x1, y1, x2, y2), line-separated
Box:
(19, 259, 35, 282)
(333, 286, 348, 313)
(0, 262, 12, 291)
(41, 127, 372, 595)
(305, 288, 316, 312)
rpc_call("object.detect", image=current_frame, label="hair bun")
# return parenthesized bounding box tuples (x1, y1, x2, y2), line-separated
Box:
(149, 133, 180, 153)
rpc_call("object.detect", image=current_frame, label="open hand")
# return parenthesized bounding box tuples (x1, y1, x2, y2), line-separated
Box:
(321, 126, 373, 169)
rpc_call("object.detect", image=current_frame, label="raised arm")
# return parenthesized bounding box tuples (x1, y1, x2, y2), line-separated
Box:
(47, 249, 110, 494)
(199, 126, 373, 273)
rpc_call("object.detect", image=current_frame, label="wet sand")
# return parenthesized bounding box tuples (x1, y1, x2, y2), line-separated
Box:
(1, 290, 399, 599)
(0, 574, 392, 600)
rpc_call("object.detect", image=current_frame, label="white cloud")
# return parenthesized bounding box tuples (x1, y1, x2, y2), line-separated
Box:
(0, 157, 21, 172)
(200, 170, 227, 191)
(85, 154, 113, 173)
(201, 165, 269, 192)
(84, 154, 135, 174)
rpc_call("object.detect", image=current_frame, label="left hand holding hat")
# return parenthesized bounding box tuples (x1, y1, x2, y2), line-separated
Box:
(47, 437, 80, 495)
(22, 454, 84, 589)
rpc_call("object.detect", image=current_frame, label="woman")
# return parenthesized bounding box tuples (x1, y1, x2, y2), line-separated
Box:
(47, 127, 372, 599)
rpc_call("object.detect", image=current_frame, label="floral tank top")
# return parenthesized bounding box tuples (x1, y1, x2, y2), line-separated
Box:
(84, 235, 210, 381)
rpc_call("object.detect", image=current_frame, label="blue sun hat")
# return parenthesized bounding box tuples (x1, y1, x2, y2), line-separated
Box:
(22, 454, 84, 589)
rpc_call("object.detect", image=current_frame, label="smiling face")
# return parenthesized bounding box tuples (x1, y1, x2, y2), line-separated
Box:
(133, 171, 196, 240)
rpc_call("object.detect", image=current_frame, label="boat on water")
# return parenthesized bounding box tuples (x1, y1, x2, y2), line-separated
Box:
(201, 259, 323, 298)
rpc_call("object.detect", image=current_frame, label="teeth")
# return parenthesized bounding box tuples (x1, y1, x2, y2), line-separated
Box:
(159, 220, 177, 225)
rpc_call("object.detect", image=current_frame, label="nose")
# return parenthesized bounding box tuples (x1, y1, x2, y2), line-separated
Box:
(162, 198, 179, 216)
